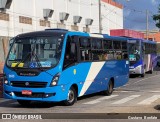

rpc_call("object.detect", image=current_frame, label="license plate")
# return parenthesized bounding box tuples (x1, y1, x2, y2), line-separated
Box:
(22, 90, 32, 95)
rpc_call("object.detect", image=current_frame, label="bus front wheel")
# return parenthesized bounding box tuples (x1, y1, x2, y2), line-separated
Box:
(103, 80, 113, 96)
(63, 86, 77, 106)
(141, 68, 145, 77)
(17, 100, 31, 106)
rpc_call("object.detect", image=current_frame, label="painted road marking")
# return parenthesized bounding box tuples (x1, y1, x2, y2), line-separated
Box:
(112, 95, 140, 104)
(114, 90, 134, 93)
(138, 95, 160, 105)
(83, 95, 118, 105)
(124, 74, 160, 86)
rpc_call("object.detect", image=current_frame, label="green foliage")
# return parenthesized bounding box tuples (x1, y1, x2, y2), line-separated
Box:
(153, 5, 160, 29)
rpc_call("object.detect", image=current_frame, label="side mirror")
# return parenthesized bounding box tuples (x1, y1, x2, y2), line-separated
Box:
(9, 38, 14, 47)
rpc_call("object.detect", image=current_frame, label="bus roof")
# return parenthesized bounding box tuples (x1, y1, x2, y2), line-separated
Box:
(15, 28, 129, 42)
(16, 29, 68, 38)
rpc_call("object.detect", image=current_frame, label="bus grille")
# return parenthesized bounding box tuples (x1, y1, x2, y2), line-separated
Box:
(14, 92, 44, 98)
(10, 81, 48, 88)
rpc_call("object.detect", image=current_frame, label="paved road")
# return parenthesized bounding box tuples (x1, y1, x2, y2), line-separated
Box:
(0, 68, 160, 120)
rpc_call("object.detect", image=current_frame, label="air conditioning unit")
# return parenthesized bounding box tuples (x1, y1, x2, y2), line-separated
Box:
(59, 12, 69, 22)
(43, 9, 54, 20)
(73, 16, 82, 25)
(85, 18, 93, 26)
(0, 0, 12, 11)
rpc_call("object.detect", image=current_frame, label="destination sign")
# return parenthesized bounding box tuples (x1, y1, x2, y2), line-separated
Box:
(128, 40, 137, 43)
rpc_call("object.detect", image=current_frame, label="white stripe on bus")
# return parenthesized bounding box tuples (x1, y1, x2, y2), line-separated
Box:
(79, 62, 105, 96)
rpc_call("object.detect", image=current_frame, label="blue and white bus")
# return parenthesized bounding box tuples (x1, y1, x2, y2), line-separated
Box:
(128, 38, 157, 77)
(3, 29, 129, 106)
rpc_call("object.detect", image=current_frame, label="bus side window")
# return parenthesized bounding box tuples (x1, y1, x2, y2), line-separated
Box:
(79, 38, 91, 61)
(63, 36, 77, 69)
(103, 40, 114, 60)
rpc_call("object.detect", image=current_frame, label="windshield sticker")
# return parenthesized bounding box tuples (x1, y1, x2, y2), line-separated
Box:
(9, 52, 16, 60)
(29, 62, 37, 68)
(11, 63, 24, 67)
(40, 61, 51, 67)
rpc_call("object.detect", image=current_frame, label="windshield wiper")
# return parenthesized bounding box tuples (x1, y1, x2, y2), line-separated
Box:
(14, 52, 31, 69)
(30, 51, 54, 77)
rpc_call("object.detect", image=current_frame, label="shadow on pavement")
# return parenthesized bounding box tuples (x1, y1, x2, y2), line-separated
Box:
(0, 92, 104, 108)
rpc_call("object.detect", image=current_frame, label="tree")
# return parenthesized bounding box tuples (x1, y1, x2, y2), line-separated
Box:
(153, 5, 160, 30)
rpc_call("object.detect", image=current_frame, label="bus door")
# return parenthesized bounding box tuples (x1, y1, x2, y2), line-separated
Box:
(62, 36, 78, 86)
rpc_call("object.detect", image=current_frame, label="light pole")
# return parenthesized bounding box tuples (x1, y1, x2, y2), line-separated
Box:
(98, 0, 102, 33)
(146, 10, 149, 40)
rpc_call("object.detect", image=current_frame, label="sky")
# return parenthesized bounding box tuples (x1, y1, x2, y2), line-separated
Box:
(116, 0, 160, 31)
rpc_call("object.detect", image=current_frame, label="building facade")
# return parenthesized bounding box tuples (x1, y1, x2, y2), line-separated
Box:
(0, 0, 123, 64)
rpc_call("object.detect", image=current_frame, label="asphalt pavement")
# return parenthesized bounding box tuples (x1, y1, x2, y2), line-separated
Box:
(0, 67, 160, 121)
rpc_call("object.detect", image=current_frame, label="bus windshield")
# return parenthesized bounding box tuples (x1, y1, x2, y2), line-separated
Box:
(128, 41, 141, 64)
(6, 36, 64, 69)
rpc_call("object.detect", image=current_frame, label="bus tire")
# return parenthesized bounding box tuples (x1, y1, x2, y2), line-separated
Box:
(141, 68, 145, 77)
(103, 80, 113, 96)
(63, 86, 77, 106)
(149, 66, 153, 74)
(17, 100, 31, 106)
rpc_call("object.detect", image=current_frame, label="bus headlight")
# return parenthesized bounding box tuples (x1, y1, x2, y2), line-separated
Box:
(2, 74, 9, 85)
(4, 80, 9, 85)
(50, 73, 60, 87)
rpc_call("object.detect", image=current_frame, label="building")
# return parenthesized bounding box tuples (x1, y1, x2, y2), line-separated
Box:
(110, 29, 144, 39)
(0, 0, 123, 97)
(0, 0, 123, 66)
(137, 30, 160, 41)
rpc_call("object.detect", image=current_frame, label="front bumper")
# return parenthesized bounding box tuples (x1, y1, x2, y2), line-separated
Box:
(129, 65, 142, 74)
(3, 84, 69, 102)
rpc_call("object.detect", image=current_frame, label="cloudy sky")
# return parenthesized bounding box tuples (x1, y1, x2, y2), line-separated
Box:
(117, 0, 160, 31)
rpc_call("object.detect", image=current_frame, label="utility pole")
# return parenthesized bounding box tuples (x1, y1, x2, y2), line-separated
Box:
(98, 0, 102, 33)
(146, 10, 149, 40)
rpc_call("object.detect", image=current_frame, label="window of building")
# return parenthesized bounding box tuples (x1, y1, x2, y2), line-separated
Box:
(40, 20, 50, 27)
(19, 16, 32, 25)
(0, 12, 9, 21)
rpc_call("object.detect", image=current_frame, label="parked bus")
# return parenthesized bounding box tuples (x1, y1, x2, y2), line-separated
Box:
(128, 38, 157, 77)
(3, 29, 129, 106)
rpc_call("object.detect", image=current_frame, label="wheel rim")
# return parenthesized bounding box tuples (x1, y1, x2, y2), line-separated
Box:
(67, 90, 74, 103)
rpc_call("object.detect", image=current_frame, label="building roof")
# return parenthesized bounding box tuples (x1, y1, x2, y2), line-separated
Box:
(102, 0, 123, 9)
(144, 32, 160, 42)
(110, 29, 144, 39)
